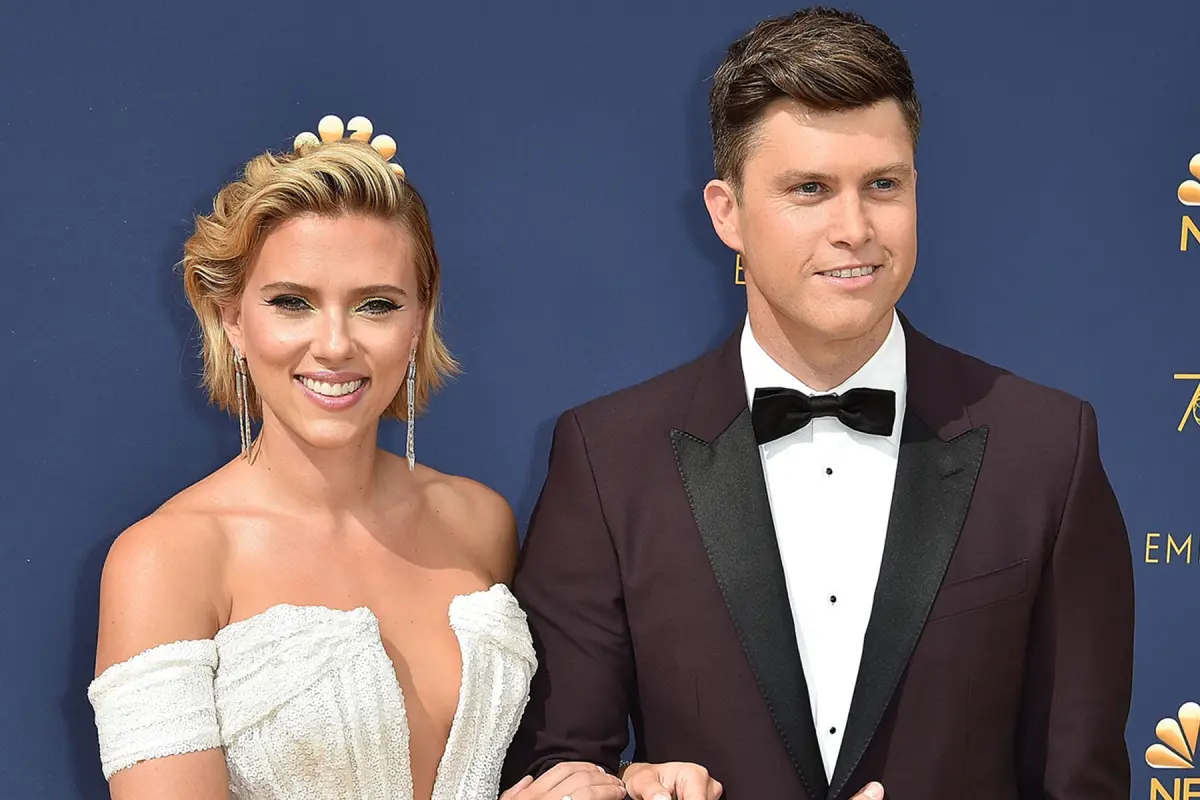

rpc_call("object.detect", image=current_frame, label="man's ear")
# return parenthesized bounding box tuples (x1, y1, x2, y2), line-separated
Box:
(703, 179, 745, 255)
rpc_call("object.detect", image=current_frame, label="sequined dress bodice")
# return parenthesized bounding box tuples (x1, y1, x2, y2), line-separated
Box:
(88, 584, 536, 799)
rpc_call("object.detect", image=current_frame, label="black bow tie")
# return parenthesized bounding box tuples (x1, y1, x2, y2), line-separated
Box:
(751, 386, 896, 444)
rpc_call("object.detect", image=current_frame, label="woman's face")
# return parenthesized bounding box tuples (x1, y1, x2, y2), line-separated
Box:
(223, 213, 421, 452)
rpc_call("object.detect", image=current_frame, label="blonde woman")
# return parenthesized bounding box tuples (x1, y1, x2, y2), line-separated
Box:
(86, 118, 626, 800)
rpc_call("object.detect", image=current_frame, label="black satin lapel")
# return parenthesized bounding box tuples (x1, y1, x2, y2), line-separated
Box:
(672, 409, 828, 800)
(827, 417, 988, 800)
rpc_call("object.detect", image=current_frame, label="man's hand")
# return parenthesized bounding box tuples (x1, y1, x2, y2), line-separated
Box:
(850, 781, 885, 799)
(501, 761, 627, 800)
(620, 762, 723, 800)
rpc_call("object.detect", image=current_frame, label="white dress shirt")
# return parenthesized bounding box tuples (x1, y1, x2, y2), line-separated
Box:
(740, 311, 907, 781)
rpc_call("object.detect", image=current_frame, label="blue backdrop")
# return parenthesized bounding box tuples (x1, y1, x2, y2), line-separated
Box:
(2, 1, 1198, 797)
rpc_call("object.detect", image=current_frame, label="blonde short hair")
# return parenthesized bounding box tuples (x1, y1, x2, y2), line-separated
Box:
(181, 139, 457, 421)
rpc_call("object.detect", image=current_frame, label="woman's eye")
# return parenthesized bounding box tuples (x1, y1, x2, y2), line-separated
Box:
(266, 295, 311, 312)
(358, 298, 400, 316)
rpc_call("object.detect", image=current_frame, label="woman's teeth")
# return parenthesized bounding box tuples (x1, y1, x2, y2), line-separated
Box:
(299, 378, 364, 397)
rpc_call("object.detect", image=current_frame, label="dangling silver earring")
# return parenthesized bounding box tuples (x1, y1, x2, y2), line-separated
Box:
(233, 347, 253, 461)
(406, 350, 417, 471)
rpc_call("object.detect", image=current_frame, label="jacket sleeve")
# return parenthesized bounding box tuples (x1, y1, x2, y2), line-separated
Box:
(502, 409, 635, 785)
(1016, 400, 1135, 799)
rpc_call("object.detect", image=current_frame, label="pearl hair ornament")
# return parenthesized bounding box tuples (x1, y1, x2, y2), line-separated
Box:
(292, 115, 406, 180)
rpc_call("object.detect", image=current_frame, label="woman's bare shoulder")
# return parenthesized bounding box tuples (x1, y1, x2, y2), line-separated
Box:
(402, 458, 518, 585)
(95, 478, 232, 675)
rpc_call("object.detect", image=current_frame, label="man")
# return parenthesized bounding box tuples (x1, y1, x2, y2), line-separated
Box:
(503, 7, 1134, 800)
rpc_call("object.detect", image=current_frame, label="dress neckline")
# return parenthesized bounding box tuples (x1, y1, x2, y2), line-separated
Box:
(216, 583, 509, 638)
(215, 582, 513, 800)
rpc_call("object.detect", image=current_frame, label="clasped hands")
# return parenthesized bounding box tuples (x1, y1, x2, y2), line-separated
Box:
(502, 760, 885, 800)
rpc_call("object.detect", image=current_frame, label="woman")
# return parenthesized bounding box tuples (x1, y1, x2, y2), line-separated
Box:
(86, 115, 628, 800)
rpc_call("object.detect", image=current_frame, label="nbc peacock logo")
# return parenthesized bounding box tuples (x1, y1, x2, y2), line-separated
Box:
(1148, 702, 1200, 768)
(1181, 155, 1200, 207)
(1181, 154, 1200, 251)
(1147, 704, 1200, 800)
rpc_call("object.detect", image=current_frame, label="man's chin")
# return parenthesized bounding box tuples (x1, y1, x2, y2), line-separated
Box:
(781, 301, 894, 343)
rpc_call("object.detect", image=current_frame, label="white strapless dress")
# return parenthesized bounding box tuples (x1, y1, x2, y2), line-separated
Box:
(87, 584, 535, 799)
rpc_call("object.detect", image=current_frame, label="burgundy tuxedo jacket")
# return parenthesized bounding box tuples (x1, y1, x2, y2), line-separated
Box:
(502, 318, 1134, 800)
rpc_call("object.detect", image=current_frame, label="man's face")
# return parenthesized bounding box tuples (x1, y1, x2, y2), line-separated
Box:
(706, 98, 917, 346)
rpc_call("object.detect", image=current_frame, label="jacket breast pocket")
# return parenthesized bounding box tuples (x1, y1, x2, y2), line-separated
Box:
(927, 559, 1029, 622)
